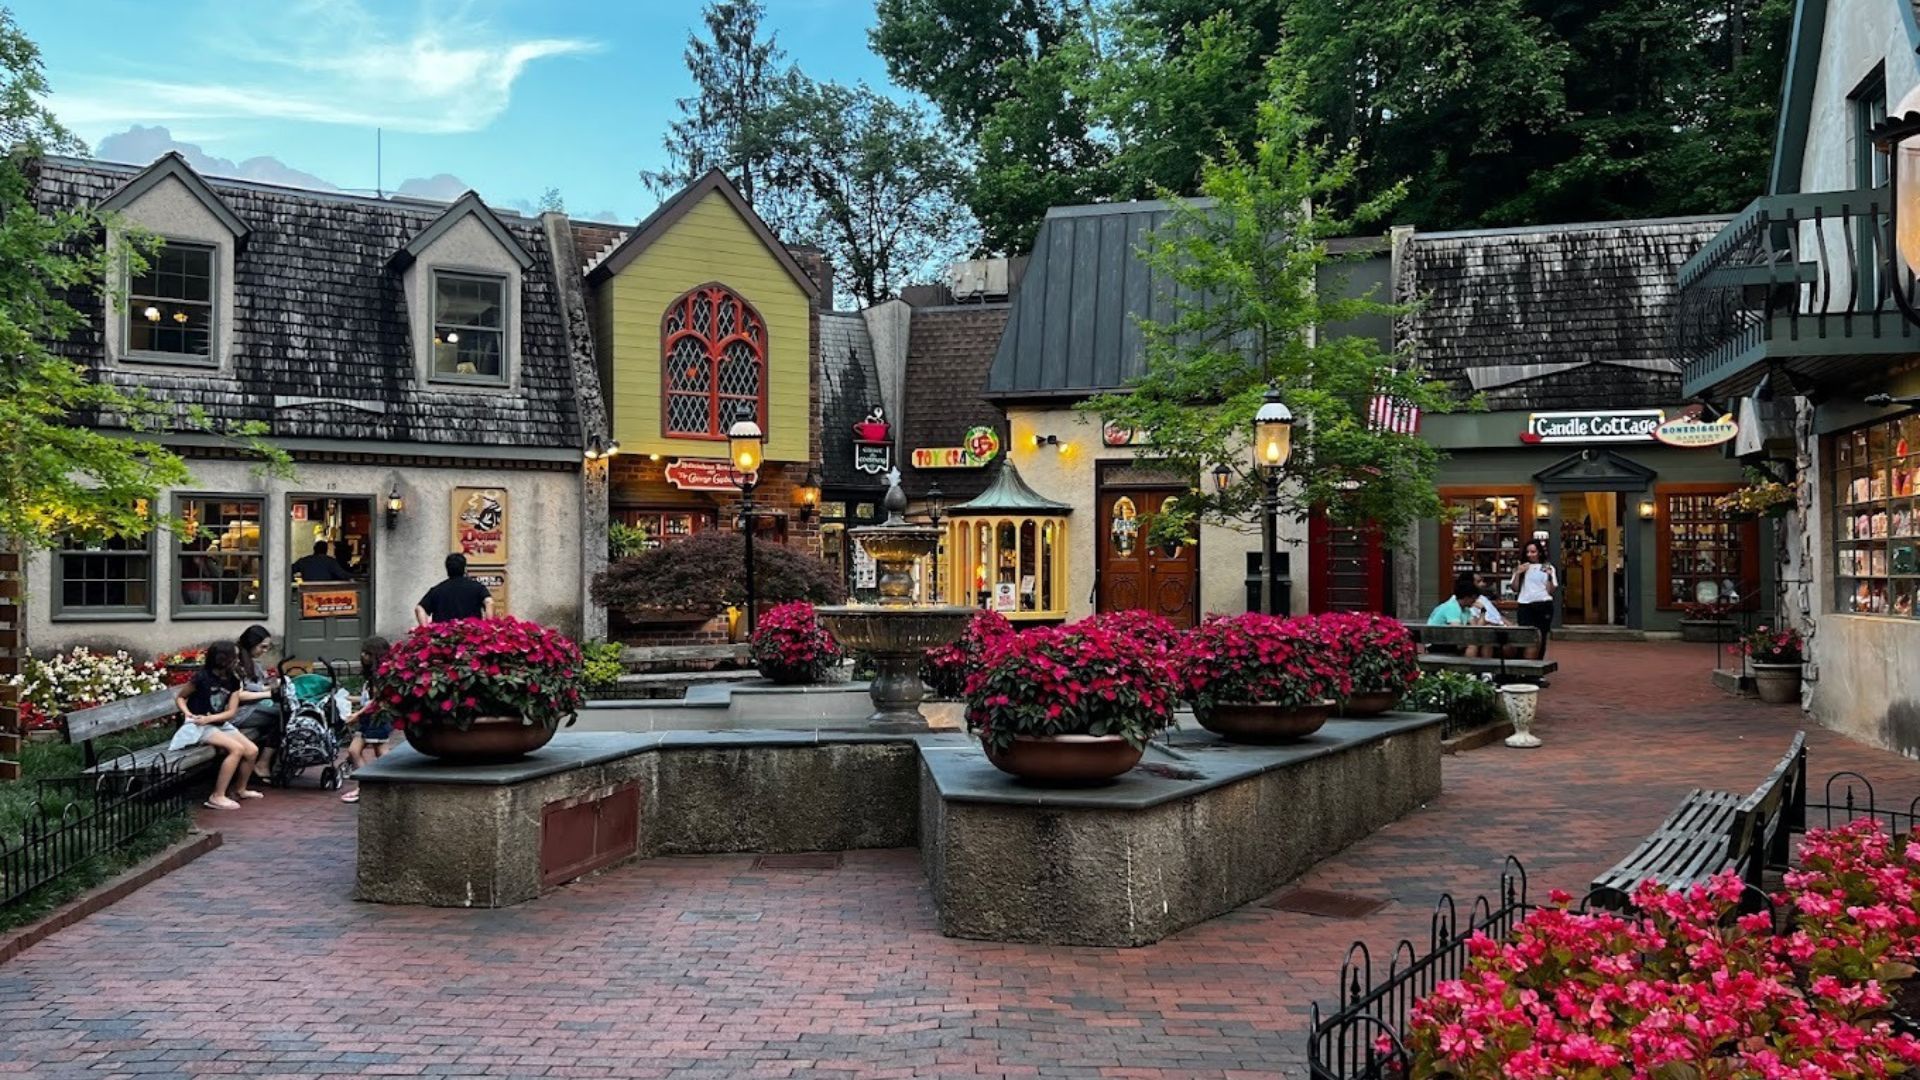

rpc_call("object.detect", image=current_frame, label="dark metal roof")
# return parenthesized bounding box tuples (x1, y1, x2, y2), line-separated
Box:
(1404, 216, 1730, 411)
(948, 461, 1071, 516)
(819, 313, 885, 492)
(900, 304, 1010, 500)
(34, 156, 582, 450)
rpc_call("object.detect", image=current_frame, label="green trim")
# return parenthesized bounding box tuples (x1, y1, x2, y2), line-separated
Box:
(170, 491, 270, 619)
(1770, 0, 1830, 195)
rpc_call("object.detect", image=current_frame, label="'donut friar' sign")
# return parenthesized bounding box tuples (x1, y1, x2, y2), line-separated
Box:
(1520, 410, 1666, 444)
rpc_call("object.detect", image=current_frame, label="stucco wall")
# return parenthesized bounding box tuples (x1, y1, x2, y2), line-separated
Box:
(25, 459, 584, 657)
(1797, 0, 1920, 196)
(401, 214, 526, 392)
(1809, 614, 1920, 755)
(1001, 407, 1309, 620)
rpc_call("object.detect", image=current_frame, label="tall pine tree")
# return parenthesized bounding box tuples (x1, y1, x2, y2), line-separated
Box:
(643, 0, 787, 208)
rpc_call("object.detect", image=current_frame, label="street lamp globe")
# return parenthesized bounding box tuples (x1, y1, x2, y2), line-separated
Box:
(728, 419, 764, 475)
(1253, 388, 1293, 473)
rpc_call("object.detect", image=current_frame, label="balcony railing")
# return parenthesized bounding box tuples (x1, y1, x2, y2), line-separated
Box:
(1674, 188, 1920, 397)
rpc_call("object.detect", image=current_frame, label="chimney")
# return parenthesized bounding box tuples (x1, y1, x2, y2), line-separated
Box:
(787, 244, 833, 311)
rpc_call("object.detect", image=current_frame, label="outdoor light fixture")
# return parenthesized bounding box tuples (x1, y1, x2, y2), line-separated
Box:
(1871, 108, 1920, 327)
(1212, 462, 1234, 492)
(926, 481, 946, 526)
(385, 487, 404, 529)
(1639, 499, 1657, 520)
(795, 466, 822, 523)
(1031, 433, 1060, 449)
(727, 419, 766, 634)
(729, 419, 764, 474)
(1534, 501, 1552, 520)
(583, 435, 620, 461)
(1250, 386, 1293, 616)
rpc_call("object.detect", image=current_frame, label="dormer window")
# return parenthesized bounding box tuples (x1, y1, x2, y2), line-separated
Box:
(431, 270, 507, 384)
(127, 241, 216, 363)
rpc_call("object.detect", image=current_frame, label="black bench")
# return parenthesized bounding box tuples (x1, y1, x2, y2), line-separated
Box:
(1589, 731, 1807, 908)
(1404, 623, 1557, 683)
(63, 685, 215, 777)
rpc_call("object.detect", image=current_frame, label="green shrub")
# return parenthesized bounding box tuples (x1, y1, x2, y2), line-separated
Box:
(608, 521, 649, 560)
(581, 640, 626, 689)
(1401, 670, 1499, 731)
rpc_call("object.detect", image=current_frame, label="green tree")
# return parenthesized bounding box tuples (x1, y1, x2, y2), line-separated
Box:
(1085, 79, 1456, 548)
(0, 8, 285, 555)
(535, 186, 565, 213)
(643, 0, 787, 207)
(969, 42, 1114, 253)
(869, 0, 1084, 139)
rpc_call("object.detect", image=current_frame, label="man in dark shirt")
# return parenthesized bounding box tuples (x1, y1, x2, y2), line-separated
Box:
(415, 552, 494, 625)
(290, 540, 353, 582)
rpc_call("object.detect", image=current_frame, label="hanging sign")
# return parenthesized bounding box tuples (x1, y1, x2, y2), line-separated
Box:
(853, 408, 892, 445)
(451, 488, 508, 564)
(854, 443, 891, 476)
(1102, 420, 1147, 447)
(1653, 413, 1739, 449)
(911, 426, 1002, 469)
(299, 589, 360, 619)
(665, 458, 754, 491)
(471, 567, 510, 616)
(1520, 410, 1665, 444)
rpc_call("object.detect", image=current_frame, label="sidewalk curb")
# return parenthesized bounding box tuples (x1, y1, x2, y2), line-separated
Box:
(0, 829, 222, 966)
(1444, 722, 1517, 755)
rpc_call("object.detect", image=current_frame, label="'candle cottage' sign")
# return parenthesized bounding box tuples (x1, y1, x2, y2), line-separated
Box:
(1520, 410, 1666, 444)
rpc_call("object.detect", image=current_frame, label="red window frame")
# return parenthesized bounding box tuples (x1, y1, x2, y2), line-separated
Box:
(660, 283, 769, 441)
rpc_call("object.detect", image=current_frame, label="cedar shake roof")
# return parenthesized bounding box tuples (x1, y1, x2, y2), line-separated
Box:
(1403, 216, 1731, 411)
(34, 156, 582, 451)
(900, 304, 1010, 500)
(819, 312, 886, 492)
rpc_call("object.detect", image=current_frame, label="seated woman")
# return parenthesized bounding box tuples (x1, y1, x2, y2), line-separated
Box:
(232, 625, 282, 785)
(169, 641, 262, 810)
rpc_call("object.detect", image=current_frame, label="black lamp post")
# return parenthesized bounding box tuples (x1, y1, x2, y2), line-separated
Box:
(1252, 386, 1295, 616)
(926, 481, 946, 601)
(728, 419, 765, 634)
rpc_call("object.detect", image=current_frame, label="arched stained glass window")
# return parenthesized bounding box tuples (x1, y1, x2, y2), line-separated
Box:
(662, 284, 766, 438)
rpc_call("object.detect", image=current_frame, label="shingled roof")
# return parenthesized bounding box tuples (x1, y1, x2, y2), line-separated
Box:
(1403, 216, 1730, 411)
(33, 156, 582, 451)
(901, 304, 1010, 500)
(820, 313, 886, 493)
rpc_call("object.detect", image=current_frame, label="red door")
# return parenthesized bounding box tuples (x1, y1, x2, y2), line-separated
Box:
(1097, 488, 1198, 628)
(1308, 512, 1388, 614)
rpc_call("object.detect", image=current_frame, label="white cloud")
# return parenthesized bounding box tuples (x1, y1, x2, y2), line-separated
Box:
(93, 124, 477, 206)
(50, 1, 596, 136)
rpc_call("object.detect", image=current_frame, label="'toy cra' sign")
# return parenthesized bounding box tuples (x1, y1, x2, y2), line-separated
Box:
(1652, 413, 1739, 449)
(1520, 410, 1665, 444)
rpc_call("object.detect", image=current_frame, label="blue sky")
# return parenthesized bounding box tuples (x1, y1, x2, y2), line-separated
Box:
(14, 0, 893, 222)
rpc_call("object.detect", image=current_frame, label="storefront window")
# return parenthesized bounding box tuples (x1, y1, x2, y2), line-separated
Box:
(56, 522, 153, 617)
(1833, 413, 1920, 617)
(1656, 487, 1755, 610)
(612, 508, 714, 551)
(175, 495, 264, 614)
(1438, 489, 1531, 603)
(948, 515, 1067, 620)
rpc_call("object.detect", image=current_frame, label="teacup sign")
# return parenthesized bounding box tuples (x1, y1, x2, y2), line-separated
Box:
(1653, 413, 1739, 449)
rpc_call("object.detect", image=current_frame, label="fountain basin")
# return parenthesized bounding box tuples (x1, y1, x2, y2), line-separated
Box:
(818, 604, 975, 726)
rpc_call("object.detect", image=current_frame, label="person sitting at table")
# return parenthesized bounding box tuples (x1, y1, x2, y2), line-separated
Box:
(290, 540, 352, 583)
(1427, 574, 1499, 657)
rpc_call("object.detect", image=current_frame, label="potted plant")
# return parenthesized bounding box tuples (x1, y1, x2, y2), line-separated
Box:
(373, 617, 584, 763)
(1742, 623, 1805, 705)
(1174, 613, 1341, 742)
(965, 621, 1176, 784)
(1082, 609, 1184, 655)
(1316, 612, 1419, 716)
(749, 602, 844, 685)
(921, 609, 1015, 700)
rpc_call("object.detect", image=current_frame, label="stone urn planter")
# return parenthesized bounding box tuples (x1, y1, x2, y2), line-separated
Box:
(1751, 662, 1803, 704)
(403, 717, 556, 764)
(1679, 619, 1736, 644)
(1340, 691, 1401, 718)
(1196, 700, 1333, 743)
(982, 734, 1143, 785)
(1500, 684, 1542, 748)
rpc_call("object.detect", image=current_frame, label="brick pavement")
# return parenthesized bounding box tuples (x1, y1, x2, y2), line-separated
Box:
(2, 641, 1918, 1079)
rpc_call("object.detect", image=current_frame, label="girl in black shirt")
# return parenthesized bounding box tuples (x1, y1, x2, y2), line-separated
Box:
(168, 641, 263, 810)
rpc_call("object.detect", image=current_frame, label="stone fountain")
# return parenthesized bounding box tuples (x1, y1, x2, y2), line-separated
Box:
(817, 471, 975, 726)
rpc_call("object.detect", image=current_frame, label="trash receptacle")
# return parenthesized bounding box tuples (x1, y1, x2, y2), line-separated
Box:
(1243, 552, 1292, 616)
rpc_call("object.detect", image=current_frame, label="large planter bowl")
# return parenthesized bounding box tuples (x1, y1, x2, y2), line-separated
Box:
(1751, 662, 1803, 705)
(982, 734, 1143, 785)
(1341, 691, 1401, 718)
(1196, 700, 1333, 743)
(403, 716, 555, 763)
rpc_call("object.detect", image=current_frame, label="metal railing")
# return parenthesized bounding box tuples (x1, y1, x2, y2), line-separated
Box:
(0, 756, 192, 910)
(1673, 188, 1917, 391)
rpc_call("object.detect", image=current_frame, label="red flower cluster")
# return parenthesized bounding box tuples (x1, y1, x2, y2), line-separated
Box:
(749, 602, 844, 685)
(1316, 611, 1420, 697)
(369, 617, 583, 732)
(964, 622, 1177, 751)
(1409, 825, 1920, 1078)
(1743, 624, 1806, 664)
(1081, 609, 1184, 656)
(1174, 613, 1344, 718)
(922, 609, 1015, 700)
(17, 701, 57, 732)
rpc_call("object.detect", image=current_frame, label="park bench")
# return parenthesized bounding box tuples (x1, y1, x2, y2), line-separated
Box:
(1588, 730, 1807, 909)
(63, 685, 214, 777)
(1403, 623, 1557, 683)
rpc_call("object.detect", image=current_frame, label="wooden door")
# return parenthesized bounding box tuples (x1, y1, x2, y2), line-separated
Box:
(1096, 488, 1197, 628)
(1309, 512, 1387, 613)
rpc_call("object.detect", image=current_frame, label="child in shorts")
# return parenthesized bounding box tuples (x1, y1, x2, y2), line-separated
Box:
(340, 636, 392, 804)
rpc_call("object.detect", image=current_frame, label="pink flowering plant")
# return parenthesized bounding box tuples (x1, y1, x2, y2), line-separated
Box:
(1783, 819, 1920, 993)
(371, 617, 583, 731)
(749, 601, 844, 685)
(922, 609, 1015, 700)
(1742, 624, 1805, 664)
(1174, 613, 1343, 719)
(1081, 609, 1185, 656)
(1317, 611, 1420, 697)
(964, 622, 1178, 752)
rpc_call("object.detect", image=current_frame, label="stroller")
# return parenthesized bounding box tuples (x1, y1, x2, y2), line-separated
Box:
(269, 656, 348, 790)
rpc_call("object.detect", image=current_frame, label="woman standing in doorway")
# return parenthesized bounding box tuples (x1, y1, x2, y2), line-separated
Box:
(1509, 540, 1558, 660)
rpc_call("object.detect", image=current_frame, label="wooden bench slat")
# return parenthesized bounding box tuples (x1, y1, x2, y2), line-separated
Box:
(65, 686, 181, 744)
(1405, 623, 1542, 648)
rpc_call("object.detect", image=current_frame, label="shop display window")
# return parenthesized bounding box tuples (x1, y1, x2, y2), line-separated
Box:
(175, 495, 265, 614)
(1833, 413, 1920, 617)
(1438, 489, 1530, 604)
(1655, 486, 1757, 611)
(612, 508, 715, 551)
(947, 515, 1067, 619)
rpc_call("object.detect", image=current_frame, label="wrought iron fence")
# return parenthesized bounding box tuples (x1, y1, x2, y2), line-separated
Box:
(1304, 772, 1917, 1079)
(1, 756, 192, 910)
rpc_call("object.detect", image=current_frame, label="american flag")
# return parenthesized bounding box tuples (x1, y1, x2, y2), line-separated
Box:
(1367, 393, 1421, 434)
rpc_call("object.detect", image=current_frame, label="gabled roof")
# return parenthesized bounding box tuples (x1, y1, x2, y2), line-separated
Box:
(392, 190, 533, 270)
(1771, 0, 1920, 194)
(820, 312, 886, 491)
(949, 460, 1071, 516)
(900, 304, 1010, 500)
(1533, 448, 1660, 493)
(584, 169, 820, 299)
(99, 151, 250, 241)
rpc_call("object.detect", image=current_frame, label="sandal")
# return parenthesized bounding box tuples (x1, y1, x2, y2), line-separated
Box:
(340, 789, 359, 804)
(232, 790, 264, 800)
(203, 797, 240, 811)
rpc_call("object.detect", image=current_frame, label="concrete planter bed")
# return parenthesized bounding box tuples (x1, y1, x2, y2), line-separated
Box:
(355, 714, 1444, 946)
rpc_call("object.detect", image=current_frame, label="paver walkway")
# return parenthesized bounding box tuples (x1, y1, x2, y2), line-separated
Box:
(3, 641, 1918, 1079)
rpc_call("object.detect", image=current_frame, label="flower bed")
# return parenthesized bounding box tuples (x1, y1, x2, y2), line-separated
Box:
(965, 621, 1177, 752)
(748, 602, 843, 685)
(6, 647, 168, 731)
(921, 609, 1015, 700)
(1401, 670, 1500, 737)
(370, 617, 583, 731)
(1174, 613, 1343, 719)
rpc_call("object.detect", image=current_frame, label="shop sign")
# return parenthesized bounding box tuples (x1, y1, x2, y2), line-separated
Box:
(451, 488, 508, 564)
(853, 408, 891, 445)
(1520, 410, 1665, 444)
(471, 567, 509, 616)
(912, 426, 1002, 469)
(664, 458, 754, 491)
(993, 581, 1018, 612)
(1102, 420, 1147, 447)
(1653, 413, 1739, 449)
(299, 589, 359, 619)
(852, 541, 877, 589)
(854, 442, 891, 476)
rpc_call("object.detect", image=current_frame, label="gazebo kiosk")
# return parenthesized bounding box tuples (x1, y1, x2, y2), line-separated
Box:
(944, 461, 1072, 623)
